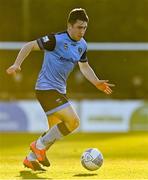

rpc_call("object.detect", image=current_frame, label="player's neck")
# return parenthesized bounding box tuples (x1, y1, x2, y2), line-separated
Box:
(66, 30, 79, 42)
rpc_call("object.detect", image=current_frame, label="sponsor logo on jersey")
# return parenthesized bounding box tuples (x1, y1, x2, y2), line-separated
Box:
(59, 56, 75, 63)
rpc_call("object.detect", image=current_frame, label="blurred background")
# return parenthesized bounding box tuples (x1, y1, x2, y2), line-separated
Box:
(0, 0, 148, 132)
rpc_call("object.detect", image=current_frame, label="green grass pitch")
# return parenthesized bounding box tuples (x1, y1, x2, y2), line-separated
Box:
(0, 132, 148, 179)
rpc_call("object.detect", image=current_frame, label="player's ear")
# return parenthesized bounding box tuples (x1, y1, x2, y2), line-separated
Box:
(67, 23, 72, 30)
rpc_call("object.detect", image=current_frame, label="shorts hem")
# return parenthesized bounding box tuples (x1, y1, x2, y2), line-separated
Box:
(46, 102, 70, 115)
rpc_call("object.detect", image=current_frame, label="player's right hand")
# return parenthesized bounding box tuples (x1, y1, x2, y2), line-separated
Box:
(6, 64, 21, 75)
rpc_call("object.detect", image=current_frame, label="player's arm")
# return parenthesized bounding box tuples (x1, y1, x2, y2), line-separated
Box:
(6, 40, 40, 75)
(78, 61, 114, 95)
(6, 34, 55, 75)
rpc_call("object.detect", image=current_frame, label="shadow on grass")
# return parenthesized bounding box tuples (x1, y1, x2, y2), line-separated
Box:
(17, 170, 52, 179)
(73, 173, 98, 177)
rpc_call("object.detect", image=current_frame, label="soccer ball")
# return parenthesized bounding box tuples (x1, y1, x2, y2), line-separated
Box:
(81, 148, 103, 171)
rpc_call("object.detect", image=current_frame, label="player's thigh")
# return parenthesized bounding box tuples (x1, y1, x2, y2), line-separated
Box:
(54, 105, 80, 131)
(47, 114, 62, 128)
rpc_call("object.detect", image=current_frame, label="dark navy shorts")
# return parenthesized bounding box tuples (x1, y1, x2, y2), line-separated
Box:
(35, 90, 70, 116)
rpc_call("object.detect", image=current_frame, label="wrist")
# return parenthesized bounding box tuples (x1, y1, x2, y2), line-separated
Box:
(14, 63, 21, 68)
(94, 80, 101, 86)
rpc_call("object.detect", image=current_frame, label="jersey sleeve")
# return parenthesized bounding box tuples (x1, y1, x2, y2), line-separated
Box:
(37, 34, 56, 51)
(79, 50, 88, 63)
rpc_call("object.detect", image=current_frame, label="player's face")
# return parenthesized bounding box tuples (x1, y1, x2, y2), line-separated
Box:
(68, 20, 88, 41)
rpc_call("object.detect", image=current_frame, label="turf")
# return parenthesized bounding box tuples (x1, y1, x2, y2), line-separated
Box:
(0, 132, 148, 179)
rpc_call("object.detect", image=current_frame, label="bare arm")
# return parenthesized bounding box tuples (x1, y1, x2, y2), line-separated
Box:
(6, 40, 40, 75)
(78, 61, 114, 94)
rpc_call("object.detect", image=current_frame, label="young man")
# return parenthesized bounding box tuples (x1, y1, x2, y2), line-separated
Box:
(6, 8, 114, 171)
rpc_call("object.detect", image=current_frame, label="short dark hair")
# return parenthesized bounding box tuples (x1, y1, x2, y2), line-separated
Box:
(67, 8, 89, 25)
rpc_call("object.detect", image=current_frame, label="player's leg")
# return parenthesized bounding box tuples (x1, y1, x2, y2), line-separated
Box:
(36, 104, 80, 151)
(35, 89, 78, 147)
(29, 90, 79, 167)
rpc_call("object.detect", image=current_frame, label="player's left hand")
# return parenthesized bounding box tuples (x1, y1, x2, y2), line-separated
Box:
(95, 80, 115, 95)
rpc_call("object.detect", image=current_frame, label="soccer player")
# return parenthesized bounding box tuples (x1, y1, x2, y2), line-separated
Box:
(6, 8, 114, 171)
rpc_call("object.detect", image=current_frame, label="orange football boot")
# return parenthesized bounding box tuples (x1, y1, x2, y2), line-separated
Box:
(30, 141, 50, 167)
(23, 157, 45, 171)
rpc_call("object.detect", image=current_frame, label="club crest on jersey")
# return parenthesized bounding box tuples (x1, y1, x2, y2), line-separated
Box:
(42, 36, 49, 43)
(64, 43, 68, 50)
(78, 47, 82, 55)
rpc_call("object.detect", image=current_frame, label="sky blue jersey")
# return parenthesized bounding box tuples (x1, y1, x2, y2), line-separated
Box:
(35, 31, 88, 94)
